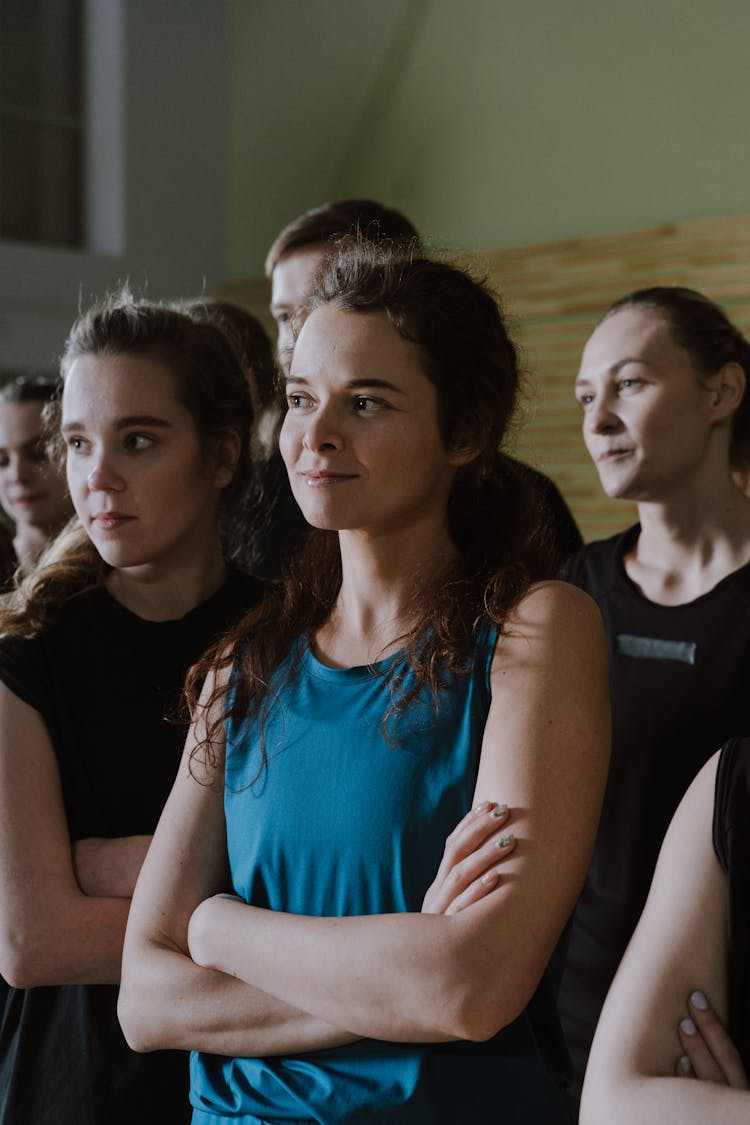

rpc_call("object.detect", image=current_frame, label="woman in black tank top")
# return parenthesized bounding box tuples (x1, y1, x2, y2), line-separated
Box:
(580, 737, 750, 1122)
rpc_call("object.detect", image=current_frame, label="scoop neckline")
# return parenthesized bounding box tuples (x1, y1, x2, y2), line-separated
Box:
(615, 524, 750, 609)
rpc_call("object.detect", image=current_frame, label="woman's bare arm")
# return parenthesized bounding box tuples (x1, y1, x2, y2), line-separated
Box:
(580, 753, 750, 1124)
(187, 581, 610, 1043)
(118, 671, 362, 1056)
(72, 835, 152, 898)
(0, 684, 131, 987)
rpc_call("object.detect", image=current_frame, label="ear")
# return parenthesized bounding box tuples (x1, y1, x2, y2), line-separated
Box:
(212, 430, 242, 489)
(708, 361, 746, 422)
(446, 439, 483, 469)
(446, 413, 491, 468)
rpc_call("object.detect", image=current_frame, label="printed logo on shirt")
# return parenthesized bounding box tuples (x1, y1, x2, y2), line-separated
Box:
(615, 633, 697, 665)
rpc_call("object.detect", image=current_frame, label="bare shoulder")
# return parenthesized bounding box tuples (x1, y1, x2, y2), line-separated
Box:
(509, 577, 603, 629)
(493, 579, 606, 676)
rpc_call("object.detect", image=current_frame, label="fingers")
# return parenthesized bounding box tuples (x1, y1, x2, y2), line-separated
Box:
(422, 802, 516, 915)
(442, 846, 515, 916)
(675, 991, 750, 1089)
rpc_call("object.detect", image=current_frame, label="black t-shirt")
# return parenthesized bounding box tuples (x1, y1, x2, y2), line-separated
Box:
(713, 735, 750, 1072)
(0, 570, 261, 1125)
(557, 526, 750, 1077)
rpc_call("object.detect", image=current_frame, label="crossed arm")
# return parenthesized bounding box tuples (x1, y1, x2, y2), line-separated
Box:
(580, 752, 750, 1124)
(119, 581, 610, 1056)
(0, 683, 136, 987)
(0, 669, 510, 1004)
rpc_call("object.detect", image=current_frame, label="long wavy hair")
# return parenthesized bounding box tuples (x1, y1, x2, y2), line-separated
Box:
(0, 292, 254, 638)
(187, 239, 555, 769)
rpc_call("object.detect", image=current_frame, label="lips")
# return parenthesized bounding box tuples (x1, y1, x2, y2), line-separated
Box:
(91, 512, 136, 530)
(300, 470, 357, 486)
(596, 448, 633, 463)
(10, 492, 45, 505)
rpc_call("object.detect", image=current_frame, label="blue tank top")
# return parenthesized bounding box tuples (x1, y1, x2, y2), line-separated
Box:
(190, 627, 570, 1124)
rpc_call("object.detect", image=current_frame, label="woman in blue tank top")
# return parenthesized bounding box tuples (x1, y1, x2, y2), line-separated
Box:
(120, 240, 611, 1124)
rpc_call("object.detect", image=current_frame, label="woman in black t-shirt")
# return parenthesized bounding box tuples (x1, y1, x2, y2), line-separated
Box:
(559, 287, 750, 1080)
(0, 295, 261, 1125)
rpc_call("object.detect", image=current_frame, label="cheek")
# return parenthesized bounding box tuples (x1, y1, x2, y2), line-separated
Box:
(278, 417, 297, 470)
(65, 459, 87, 505)
(581, 419, 598, 456)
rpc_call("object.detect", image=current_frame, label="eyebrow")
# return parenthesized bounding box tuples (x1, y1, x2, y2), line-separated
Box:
(285, 376, 407, 395)
(61, 415, 173, 434)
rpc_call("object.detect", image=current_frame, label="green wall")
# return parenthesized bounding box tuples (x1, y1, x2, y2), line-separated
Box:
(228, 0, 750, 279)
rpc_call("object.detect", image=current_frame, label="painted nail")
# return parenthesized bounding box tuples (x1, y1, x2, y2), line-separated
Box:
(690, 990, 709, 1011)
(678, 1054, 692, 1074)
(490, 804, 508, 818)
(680, 1018, 696, 1036)
(496, 834, 513, 849)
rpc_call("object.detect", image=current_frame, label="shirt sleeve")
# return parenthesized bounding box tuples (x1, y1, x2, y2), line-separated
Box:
(0, 633, 50, 716)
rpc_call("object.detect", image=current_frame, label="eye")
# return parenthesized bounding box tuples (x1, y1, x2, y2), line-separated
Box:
(618, 377, 643, 395)
(66, 435, 89, 453)
(353, 395, 384, 413)
(286, 392, 313, 410)
(576, 392, 595, 409)
(124, 432, 153, 451)
(0, 454, 9, 469)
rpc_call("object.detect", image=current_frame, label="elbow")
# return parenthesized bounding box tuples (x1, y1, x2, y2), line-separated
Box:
(447, 995, 525, 1044)
(117, 985, 161, 1053)
(433, 974, 531, 1044)
(0, 929, 54, 990)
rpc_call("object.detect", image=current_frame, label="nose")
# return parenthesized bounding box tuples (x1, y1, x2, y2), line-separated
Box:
(5, 452, 31, 485)
(302, 404, 344, 453)
(85, 451, 125, 493)
(584, 393, 623, 436)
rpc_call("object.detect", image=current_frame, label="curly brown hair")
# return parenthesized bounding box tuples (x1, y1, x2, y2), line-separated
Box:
(186, 240, 554, 773)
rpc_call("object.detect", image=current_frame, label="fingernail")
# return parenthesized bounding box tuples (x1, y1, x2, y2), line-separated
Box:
(680, 1018, 696, 1036)
(678, 1054, 692, 1074)
(495, 833, 513, 849)
(474, 800, 491, 812)
(490, 804, 508, 818)
(480, 870, 499, 885)
(690, 990, 709, 1011)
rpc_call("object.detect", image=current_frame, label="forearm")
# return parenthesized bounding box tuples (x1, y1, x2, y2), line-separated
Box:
(0, 891, 130, 988)
(189, 897, 524, 1043)
(118, 937, 358, 1056)
(73, 835, 152, 898)
(581, 1075, 750, 1125)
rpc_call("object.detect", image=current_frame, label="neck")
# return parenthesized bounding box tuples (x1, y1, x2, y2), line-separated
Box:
(626, 472, 750, 603)
(315, 519, 455, 667)
(105, 540, 227, 621)
(636, 472, 750, 558)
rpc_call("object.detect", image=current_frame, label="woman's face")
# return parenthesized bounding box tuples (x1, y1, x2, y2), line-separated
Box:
(280, 305, 468, 538)
(62, 352, 232, 573)
(0, 398, 72, 531)
(575, 307, 724, 501)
